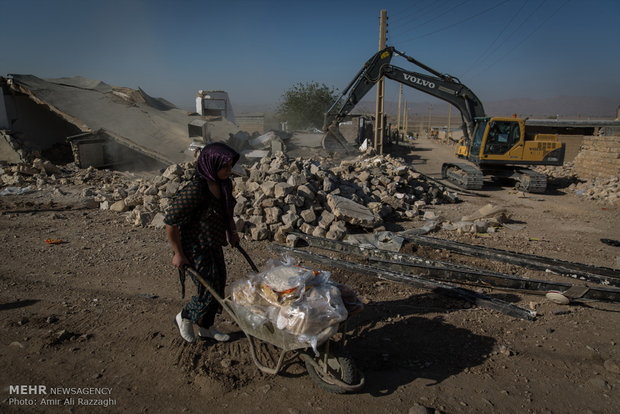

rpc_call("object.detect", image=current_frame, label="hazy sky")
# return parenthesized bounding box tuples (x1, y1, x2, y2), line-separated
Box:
(1, 0, 619, 111)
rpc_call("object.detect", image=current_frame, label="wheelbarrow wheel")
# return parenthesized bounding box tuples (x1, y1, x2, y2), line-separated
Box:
(303, 345, 362, 394)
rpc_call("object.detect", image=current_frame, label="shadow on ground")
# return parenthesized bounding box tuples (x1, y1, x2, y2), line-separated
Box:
(346, 293, 496, 396)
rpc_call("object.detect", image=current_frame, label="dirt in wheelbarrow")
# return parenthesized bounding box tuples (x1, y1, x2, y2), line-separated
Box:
(1, 181, 619, 414)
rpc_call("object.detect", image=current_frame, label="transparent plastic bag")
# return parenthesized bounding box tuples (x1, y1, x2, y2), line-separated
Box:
(230, 255, 354, 352)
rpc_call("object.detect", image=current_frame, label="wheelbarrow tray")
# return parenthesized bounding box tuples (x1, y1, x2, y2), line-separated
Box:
(183, 266, 364, 392)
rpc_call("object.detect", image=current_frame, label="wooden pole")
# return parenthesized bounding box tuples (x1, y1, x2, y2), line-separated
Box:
(374, 9, 387, 154)
(396, 84, 403, 134)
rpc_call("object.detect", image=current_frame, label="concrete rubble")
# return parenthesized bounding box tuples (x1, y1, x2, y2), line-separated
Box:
(0, 152, 458, 242)
(537, 162, 620, 205)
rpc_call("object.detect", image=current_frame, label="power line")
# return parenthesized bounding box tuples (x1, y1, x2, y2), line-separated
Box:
(392, 0, 470, 31)
(472, 0, 571, 78)
(390, 0, 436, 25)
(397, 0, 512, 45)
(462, 0, 529, 76)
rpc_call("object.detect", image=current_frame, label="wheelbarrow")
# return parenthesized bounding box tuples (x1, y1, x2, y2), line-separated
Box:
(182, 247, 365, 394)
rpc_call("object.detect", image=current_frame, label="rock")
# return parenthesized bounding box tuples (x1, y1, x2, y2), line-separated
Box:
(408, 403, 433, 414)
(603, 359, 620, 374)
(286, 234, 300, 247)
(300, 209, 317, 224)
(162, 164, 183, 179)
(274, 182, 294, 198)
(250, 224, 270, 241)
(326, 221, 347, 241)
(109, 200, 128, 212)
(260, 181, 277, 197)
(149, 213, 166, 229)
(42, 160, 61, 175)
(99, 200, 110, 210)
(327, 194, 381, 228)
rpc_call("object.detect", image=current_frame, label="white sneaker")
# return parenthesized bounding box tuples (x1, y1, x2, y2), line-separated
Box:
(175, 312, 196, 343)
(198, 326, 230, 342)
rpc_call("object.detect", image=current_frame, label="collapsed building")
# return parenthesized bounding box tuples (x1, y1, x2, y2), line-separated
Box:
(0, 75, 201, 169)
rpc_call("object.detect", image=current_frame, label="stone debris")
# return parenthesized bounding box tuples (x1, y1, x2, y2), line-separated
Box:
(537, 162, 620, 205)
(344, 231, 405, 252)
(0, 152, 458, 242)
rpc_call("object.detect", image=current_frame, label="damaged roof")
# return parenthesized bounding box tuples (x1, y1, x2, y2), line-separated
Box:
(9, 74, 195, 165)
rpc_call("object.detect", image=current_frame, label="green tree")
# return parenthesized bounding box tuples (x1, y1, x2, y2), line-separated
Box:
(277, 82, 338, 130)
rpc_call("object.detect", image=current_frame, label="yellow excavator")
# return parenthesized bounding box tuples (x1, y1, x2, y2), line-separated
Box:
(323, 46, 565, 193)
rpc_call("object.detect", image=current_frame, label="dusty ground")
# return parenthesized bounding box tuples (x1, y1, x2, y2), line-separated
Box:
(1, 136, 619, 414)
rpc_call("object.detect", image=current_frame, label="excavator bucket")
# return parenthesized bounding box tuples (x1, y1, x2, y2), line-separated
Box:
(321, 123, 356, 153)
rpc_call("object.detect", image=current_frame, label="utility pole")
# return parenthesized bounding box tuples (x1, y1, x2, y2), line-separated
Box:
(403, 98, 408, 137)
(427, 104, 432, 136)
(447, 104, 452, 141)
(396, 84, 403, 135)
(374, 9, 387, 154)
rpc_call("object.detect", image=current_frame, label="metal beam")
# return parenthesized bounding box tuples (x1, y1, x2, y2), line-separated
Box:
(291, 232, 620, 303)
(402, 234, 620, 287)
(270, 244, 536, 321)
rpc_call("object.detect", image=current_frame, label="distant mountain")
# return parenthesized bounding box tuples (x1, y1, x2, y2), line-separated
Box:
(352, 96, 618, 119)
(231, 96, 618, 119)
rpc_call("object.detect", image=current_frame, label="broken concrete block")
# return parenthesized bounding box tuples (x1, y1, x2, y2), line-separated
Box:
(297, 184, 315, 200)
(260, 181, 277, 197)
(247, 215, 264, 226)
(284, 194, 305, 207)
(162, 164, 183, 179)
(264, 207, 282, 224)
(300, 209, 317, 224)
(287, 173, 307, 187)
(159, 197, 171, 211)
(281, 211, 300, 227)
(274, 182, 294, 198)
(144, 185, 158, 196)
(473, 220, 490, 233)
(134, 211, 153, 227)
(327, 194, 381, 228)
(318, 210, 335, 229)
(250, 224, 270, 241)
(312, 226, 327, 238)
(286, 234, 300, 247)
(323, 175, 339, 192)
(461, 203, 507, 222)
(423, 211, 441, 221)
(149, 213, 166, 229)
(163, 181, 180, 197)
(299, 223, 315, 235)
(326, 221, 347, 241)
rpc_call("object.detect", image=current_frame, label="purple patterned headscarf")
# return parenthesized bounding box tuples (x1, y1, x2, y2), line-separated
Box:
(195, 142, 240, 226)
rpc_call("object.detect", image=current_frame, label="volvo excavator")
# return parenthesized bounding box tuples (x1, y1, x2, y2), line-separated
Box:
(323, 46, 565, 193)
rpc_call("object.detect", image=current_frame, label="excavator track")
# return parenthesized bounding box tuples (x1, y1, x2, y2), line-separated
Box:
(441, 163, 484, 190)
(513, 168, 547, 193)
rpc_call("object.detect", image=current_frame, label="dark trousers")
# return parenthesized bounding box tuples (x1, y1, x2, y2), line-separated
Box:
(181, 247, 226, 328)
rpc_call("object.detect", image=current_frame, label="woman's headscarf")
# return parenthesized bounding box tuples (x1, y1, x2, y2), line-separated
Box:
(195, 142, 240, 224)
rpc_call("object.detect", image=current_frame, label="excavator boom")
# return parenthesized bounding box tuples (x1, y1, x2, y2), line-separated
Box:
(323, 46, 485, 143)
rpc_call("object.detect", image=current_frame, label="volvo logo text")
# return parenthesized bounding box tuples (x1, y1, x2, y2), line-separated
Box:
(403, 74, 435, 88)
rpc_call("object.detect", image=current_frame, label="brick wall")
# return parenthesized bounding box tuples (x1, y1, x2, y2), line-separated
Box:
(573, 135, 620, 179)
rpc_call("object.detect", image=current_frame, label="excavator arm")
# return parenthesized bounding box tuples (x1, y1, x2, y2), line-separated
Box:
(324, 46, 485, 143)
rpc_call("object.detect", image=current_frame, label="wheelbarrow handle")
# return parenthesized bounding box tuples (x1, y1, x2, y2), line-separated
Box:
(236, 244, 259, 273)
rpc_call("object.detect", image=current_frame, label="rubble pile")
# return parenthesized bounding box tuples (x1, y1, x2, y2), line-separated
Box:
(570, 176, 620, 205)
(536, 162, 620, 205)
(0, 152, 458, 241)
(231, 152, 457, 242)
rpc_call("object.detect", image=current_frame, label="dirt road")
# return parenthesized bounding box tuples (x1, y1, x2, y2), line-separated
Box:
(1, 139, 619, 413)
